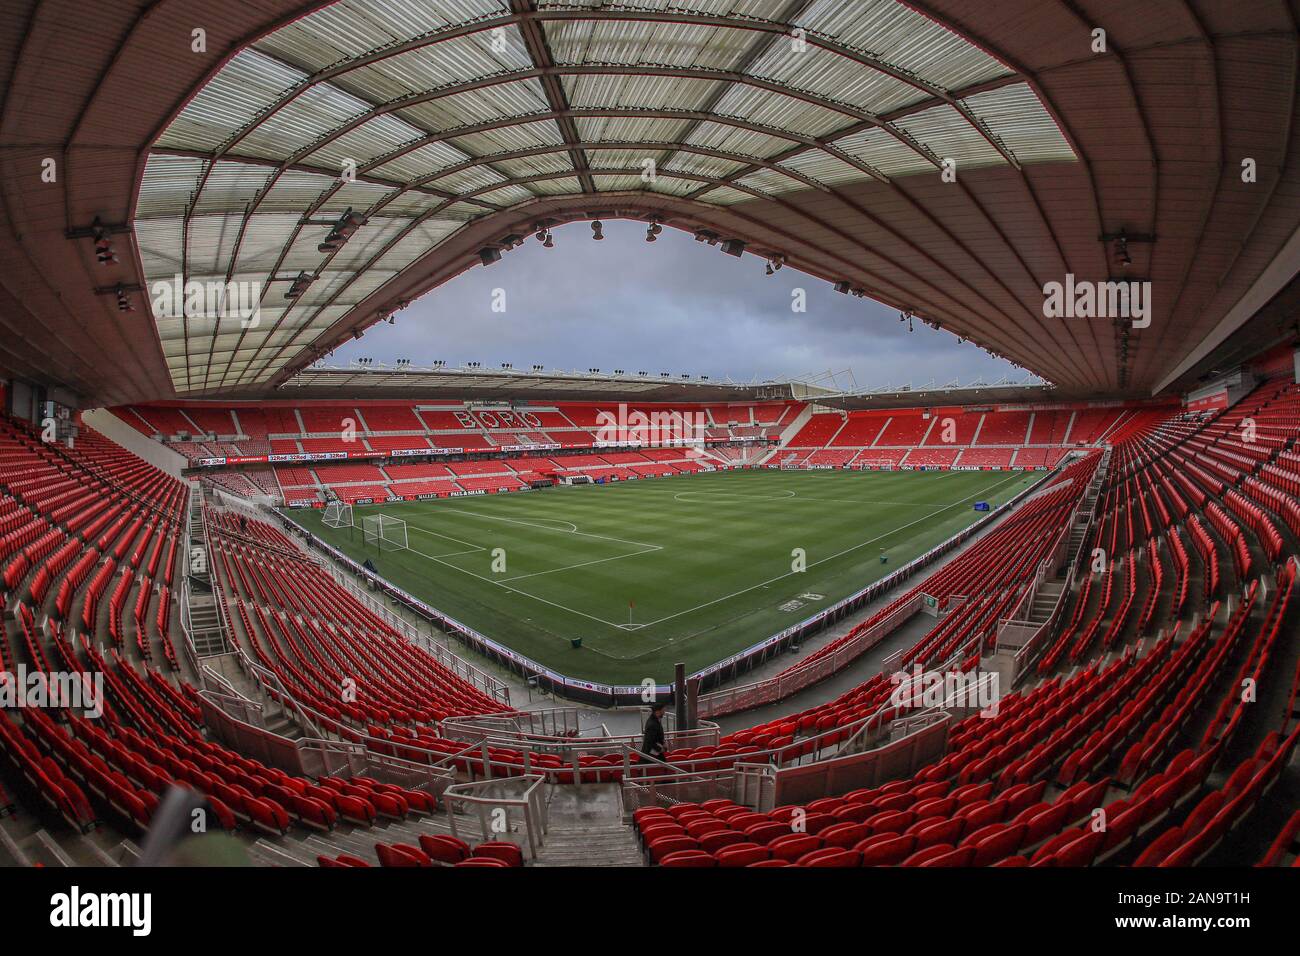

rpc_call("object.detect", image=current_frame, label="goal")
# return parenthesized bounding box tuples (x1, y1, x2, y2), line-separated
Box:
(361, 514, 408, 552)
(322, 501, 353, 529)
(858, 460, 896, 471)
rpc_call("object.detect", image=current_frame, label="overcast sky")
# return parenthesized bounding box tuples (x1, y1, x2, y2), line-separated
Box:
(329, 218, 1019, 389)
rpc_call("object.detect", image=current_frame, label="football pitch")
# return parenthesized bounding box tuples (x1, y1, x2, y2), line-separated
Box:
(283, 468, 1039, 685)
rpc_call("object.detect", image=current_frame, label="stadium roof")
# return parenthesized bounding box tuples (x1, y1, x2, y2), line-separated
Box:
(1, 1, 1298, 406)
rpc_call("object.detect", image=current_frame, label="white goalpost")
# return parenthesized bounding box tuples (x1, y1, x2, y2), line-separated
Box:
(361, 513, 409, 552)
(322, 501, 353, 529)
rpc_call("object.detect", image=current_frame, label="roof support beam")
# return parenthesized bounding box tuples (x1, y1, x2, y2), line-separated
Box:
(510, 0, 595, 193)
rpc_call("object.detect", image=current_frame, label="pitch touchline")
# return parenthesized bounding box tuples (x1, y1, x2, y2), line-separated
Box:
(498, 545, 663, 583)
(672, 490, 946, 507)
(432, 505, 660, 549)
(406, 523, 487, 554)
(629, 471, 1024, 630)
(401, 540, 632, 629)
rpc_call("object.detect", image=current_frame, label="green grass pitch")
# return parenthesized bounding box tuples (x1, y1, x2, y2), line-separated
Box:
(283, 468, 1038, 685)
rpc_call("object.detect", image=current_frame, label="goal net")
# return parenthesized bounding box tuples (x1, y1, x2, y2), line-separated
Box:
(858, 460, 896, 471)
(322, 501, 353, 529)
(361, 514, 408, 552)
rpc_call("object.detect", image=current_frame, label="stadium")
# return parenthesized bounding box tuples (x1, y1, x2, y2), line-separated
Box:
(0, 0, 1297, 919)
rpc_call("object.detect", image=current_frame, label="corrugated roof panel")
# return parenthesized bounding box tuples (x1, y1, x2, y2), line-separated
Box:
(331, 269, 400, 306)
(488, 151, 578, 180)
(192, 161, 277, 216)
(799, 0, 1009, 93)
(699, 185, 757, 205)
(238, 80, 375, 162)
(747, 42, 926, 117)
(418, 164, 507, 194)
(592, 173, 646, 193)
(528, 176, 584, 196)
(155, 48, 305, 153)
(230, 213, 304, 272)
(135, 218, 185, 278)
(712, 84, 850, 139)
(963, 82, 1076, 164)
(778, 149, 872, 188)
(258, 170, 339, 212)
(185, 215, 245, 276)
(329, 29, 536, 104)
(835, 125, 934, 178)
(644, 176, 702, 197)
(262, 0, 505, 65)
(663, 150, 752, 180)
(734, 167, 815, 195)
(594, 147, 667, 173)
(315, 180, 398, 216)
(563, 73, 723, 113)
(574, 114, 694, 144)
(447, 116, 566, 155)
(136, 154, 204, 218)
(324, 218, 417, 271)
(684, 121, 791, 160)
(473, 183, 539, 205)
(395, 76, 551, 132)
(372, 220, 466, 270)
(304, 113, 426, 171)
(545, 17, 755, 73)
(368, 141, 477, 182)
(894, 102, 1005, 171)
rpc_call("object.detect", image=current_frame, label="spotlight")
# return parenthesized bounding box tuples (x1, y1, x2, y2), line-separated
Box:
(646, 221, 662, 242)
(114, 283, 133, 312)
(591, 220, 604, 241)
(285, 272, 314, 299)
(1115, 232, 1132, 268)
(93, 222, 117, 265)
(721, 239, 745, 257)
(478, 246, 502, 266)
(351, 328, 363, 341)
(834, 281, 851, 295)
(531, 364, 544, 372)
(317, 206, 365, 252)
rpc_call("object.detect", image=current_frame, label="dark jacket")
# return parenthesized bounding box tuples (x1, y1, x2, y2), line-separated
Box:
(641, 713, 666, 760)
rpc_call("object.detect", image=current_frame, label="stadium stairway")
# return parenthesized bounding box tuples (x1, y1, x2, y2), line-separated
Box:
(531, 784, 644, 867)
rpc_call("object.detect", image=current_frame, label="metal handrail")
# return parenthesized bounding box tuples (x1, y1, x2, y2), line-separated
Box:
(442, 774, 549, 860)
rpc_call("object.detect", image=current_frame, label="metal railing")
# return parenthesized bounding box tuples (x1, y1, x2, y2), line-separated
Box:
(440, 707, 721, 759)
(697, 594, 924, 718)
(443, 774, 549, 860)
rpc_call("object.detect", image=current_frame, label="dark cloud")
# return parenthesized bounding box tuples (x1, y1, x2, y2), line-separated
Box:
(330, 219, 1019, 388)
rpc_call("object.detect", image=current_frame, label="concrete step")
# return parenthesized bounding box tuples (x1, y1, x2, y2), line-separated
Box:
(533, 826, 644, 867)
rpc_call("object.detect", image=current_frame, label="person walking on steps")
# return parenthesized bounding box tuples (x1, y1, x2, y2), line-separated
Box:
(642, 701, 668, 774)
